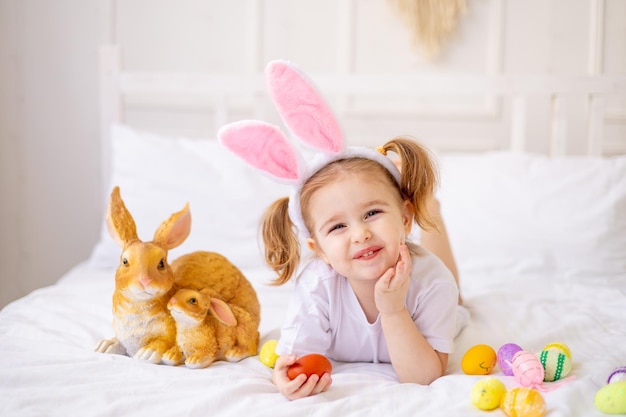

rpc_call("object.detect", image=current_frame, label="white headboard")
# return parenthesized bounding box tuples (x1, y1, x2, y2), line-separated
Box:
(100, 44, 625, 194)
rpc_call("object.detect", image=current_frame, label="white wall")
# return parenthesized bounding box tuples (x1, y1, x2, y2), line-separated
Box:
(0, 0, 102, 308)
(1, 0, 625, 309)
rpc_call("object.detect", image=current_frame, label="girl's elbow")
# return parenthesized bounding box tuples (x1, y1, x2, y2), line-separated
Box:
(396, 351, 447, 384)
(398, 369, 444, 385)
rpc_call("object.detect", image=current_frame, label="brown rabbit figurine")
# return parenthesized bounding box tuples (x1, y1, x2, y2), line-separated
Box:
(165, 288, 253, 368)
(95, 186, 261, 367)
(94, 186, 188, 363)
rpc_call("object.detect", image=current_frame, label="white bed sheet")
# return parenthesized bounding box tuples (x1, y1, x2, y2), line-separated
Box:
(1, 260, 624, 417)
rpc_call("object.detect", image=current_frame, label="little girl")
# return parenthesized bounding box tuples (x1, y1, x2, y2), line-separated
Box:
(218, 60, 467, 401)
(262, 138, 466, 400)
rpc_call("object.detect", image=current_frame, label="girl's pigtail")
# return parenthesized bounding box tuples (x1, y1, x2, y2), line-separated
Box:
(260, 197, 301, 285)
(381, 137, 439, 231)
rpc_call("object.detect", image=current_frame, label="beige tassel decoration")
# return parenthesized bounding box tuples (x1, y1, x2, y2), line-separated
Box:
(388, 0, 467, 59)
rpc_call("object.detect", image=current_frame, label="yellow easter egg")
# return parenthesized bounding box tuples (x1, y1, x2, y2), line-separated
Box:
(542, 342, 571, 360)
(462, 344, 497, 375)
(471, 378, 507, 410)
(259, 339, 280, 368)
(595, 381, 626, 414)
(501, 387, 546, 417)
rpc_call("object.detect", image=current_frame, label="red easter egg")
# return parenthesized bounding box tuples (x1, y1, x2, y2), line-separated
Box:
(287, 353, 332, 380)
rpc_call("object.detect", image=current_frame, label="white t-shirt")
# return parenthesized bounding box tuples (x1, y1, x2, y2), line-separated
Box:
(275, 246, 461, 363)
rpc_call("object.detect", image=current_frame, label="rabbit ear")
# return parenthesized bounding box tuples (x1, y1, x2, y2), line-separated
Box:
(153, 203, 191, 250)
(266, 60, 343, 153)
(106, 186, 139, 247)
(200, 290, 237, 327)
(218, 120, 301, 182)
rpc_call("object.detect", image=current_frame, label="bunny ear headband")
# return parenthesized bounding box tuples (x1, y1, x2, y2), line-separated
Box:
(218, 60, 400, 238)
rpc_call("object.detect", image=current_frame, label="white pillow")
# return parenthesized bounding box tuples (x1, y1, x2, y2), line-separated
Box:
(88, 124, 290, 271)
(437, 152, 626, 279)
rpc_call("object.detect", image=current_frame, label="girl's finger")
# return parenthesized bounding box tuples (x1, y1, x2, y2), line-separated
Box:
(399, 244, 409, 263)
(388, 262, 407, 289)
(283, 374, 309, 399)
(377, 267, 395, 289)
(397, 245, 411, 274)
(311, 373, 332, 395)
(274, 354, 296, 378)
(293, 374, 319, 398)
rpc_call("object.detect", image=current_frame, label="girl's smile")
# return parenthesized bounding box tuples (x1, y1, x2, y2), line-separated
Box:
(353, 246, 382, 260)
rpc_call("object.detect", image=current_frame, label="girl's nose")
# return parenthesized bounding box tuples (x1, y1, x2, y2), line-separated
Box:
(352, 224, 371, 243)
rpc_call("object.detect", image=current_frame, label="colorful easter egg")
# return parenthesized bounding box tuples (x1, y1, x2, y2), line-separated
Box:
(539, 347, 572, 382)
(501, 387, 547, 417)
(471, 378, 507, 410)
(259, 339, 280, 368)
(607, 366, 626, 384)
(542, 342, 571, 360)
(594, 381, 626, 414)
(497, 343, 523, 376)
(287, 353, 332, 380)
(462, 344, 497, 375)
(510, 350, 545, 388)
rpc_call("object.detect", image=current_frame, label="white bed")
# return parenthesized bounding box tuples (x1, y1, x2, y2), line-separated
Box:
(1, 45, 625, 417)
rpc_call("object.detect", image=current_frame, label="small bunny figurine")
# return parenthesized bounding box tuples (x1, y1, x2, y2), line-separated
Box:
(165, 251, 260, 366)
(95, 186, 260, 366)
(165, 287, 258, 368)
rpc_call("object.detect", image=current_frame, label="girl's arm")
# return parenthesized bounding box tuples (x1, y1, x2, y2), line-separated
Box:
(419, 198, 461, 303)
(271, 261, 334, 399)
(380, 309, 447, 384)
(375, 245, 447, 384)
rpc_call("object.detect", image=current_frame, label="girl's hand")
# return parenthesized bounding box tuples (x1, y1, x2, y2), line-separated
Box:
(272, 354, 332, 400)
(375, 244, 412, 315)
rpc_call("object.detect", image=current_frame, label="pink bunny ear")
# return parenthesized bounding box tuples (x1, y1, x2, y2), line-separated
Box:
(218, 120, 301, 182)
(266, 60, 343, 153)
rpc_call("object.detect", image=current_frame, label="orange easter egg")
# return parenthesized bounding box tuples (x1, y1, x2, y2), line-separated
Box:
(287, 353, 332, 380)
(501, 387, 547, 417)
(462, 344, 497, 375)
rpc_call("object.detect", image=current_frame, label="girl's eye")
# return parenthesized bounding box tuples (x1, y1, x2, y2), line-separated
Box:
(365, 209, 382, 219)
(328, 224, 345, 233)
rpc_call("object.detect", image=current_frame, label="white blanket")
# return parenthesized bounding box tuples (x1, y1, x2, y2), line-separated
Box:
(1, 262, 624, 416)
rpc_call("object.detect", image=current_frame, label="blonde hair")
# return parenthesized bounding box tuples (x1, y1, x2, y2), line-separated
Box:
(261, 136, 438, 285)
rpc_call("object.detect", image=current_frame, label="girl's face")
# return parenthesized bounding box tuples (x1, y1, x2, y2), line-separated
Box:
(306, 172, 413, 282)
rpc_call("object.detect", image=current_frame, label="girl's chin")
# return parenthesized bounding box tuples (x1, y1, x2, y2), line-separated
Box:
(351, 265, 394, 282)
